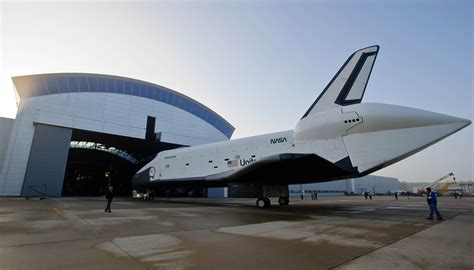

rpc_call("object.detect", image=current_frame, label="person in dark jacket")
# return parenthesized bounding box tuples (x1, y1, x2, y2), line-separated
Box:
(426, 187, 442, 220)
(105, 186, 114, 213)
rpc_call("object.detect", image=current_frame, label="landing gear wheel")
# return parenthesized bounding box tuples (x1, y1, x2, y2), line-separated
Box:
(256, 198, 266, 208)
(264, 198, 271, 207)
(278, 196, 289, 206)
(256, 198, 271, 208)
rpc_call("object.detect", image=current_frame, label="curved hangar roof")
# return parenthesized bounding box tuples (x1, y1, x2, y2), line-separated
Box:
(12, 73, 234, 138)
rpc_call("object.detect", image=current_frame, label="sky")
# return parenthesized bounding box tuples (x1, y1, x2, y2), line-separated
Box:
(0, 0, 472, 183)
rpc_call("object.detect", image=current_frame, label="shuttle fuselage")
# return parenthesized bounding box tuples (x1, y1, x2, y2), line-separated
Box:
(133, 46, 471, 208)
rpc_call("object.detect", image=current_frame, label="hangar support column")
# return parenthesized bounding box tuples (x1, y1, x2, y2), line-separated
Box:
(21, 124, 72, 197)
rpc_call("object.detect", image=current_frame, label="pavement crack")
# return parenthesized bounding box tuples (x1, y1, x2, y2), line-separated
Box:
(0, 236, 105, 248)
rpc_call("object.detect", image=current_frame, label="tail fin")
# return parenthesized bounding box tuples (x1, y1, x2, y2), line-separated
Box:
(301, 45, 379, 119)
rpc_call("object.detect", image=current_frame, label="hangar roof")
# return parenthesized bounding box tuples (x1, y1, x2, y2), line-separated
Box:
(12, 73, 234, 138)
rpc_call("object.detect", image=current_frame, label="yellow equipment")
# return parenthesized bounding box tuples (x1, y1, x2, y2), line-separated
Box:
(426, 173, 461, 195)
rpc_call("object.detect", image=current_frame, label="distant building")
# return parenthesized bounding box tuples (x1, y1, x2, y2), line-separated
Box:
(290, 175, 400, 196)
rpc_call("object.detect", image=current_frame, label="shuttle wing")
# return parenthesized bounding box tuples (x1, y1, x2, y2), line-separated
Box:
(302, 45, 379, 119)
(205, 153, 358, 185)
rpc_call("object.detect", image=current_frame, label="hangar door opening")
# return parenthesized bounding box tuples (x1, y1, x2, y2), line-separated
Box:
(62, 128, 180, 197)
(62, 146, 139, 196)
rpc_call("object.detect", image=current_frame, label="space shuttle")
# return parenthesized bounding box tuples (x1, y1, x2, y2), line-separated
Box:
(133, 45, 471, 208)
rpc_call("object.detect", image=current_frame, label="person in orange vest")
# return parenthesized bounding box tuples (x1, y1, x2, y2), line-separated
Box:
(426, 187, 443, 220)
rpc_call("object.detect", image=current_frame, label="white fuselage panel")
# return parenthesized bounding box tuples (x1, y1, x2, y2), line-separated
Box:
(149, 130, 295, 181)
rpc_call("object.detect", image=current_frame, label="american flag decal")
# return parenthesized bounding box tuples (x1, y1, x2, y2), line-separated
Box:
(227, 160, 238, 167)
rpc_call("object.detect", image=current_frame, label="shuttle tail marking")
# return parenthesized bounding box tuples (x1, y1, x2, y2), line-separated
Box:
(302, 45, 379, 119)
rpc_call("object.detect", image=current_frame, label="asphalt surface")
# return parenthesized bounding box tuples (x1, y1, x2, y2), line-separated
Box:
(0, 195, 472, 269)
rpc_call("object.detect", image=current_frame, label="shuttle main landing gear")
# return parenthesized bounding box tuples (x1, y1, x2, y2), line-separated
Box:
(278, 196, 289, 206)
(256, 198, 271, 208)
(255, 184, 290, 209)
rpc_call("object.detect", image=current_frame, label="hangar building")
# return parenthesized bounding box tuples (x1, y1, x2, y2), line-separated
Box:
(0, 73, 234, 197)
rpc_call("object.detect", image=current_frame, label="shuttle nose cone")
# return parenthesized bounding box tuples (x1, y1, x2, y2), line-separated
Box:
(422, 113, 471, 136)
(381, 105, 472, 145)
(411, 111, 471, 130)
(462, 118, 472, 127)
(422, 113, 471, 135)
(347, 103, 471, 134)
(343, 103, 471, 174)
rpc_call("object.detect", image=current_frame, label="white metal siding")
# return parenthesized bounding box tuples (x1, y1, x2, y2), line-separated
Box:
(0, 92, 229, 196)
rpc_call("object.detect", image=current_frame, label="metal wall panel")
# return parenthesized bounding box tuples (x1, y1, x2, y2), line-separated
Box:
(21, 124, 72, 197)
(0, 118, 15, 171)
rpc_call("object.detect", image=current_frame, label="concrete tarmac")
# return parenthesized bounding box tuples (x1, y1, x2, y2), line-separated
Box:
(0, 196, 472, 270)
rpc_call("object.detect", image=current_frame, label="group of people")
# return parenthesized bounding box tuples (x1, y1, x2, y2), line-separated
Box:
(300, 191, 318, 200)
(364, 191, 372, 200)
(102, 185, 444, 221)
(362, 188, 443, 220)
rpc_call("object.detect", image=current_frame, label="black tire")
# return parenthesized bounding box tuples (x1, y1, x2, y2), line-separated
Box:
(256, 198, 266, 208)
(264, 198, 271, 208)
(278, 196, 289, 206)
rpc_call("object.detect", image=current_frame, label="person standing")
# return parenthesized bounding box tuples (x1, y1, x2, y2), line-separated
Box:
(395, 192, 398, 200)
(426, 187, 443, 220)
(105, 186, 114, 213)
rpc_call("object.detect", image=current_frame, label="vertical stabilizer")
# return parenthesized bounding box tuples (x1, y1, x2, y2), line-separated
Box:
(302, 46, 379, 119)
